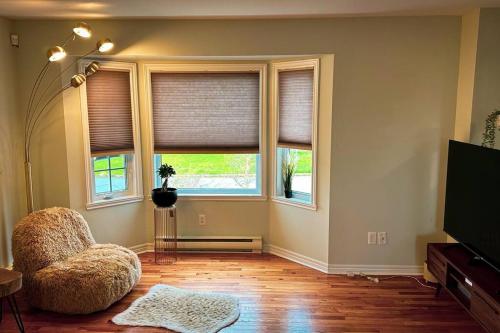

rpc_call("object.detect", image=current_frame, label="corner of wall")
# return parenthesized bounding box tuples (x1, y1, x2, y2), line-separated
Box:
(0, 17, 24, 268)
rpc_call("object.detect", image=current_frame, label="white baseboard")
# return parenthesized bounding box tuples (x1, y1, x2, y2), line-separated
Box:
(264, 244, 422, 275)
(2, 263, 13, 270)
(129, 243, 153, 254)
(328, 264, 423, 275)
(129, 242, 423, 276)
(263, 244, 329, 273)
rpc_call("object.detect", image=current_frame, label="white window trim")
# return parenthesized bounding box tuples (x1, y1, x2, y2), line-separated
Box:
(79, 60, 144, 210)
(143, 62, 267, 201)
(270, 59, 319, 210)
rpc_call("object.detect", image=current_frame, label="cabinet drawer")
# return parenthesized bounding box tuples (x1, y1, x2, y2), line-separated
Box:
(427, 251, 446, 283)
(471, 290, 500, 333)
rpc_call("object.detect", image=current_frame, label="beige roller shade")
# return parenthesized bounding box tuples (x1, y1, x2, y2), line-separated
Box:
(86, 69, 134, 155)
(278, 69, 314, 150)
(151, 72, 260, 153)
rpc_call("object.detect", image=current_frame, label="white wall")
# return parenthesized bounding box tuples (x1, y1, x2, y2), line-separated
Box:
(328, 17, 460, 266)
(0, 18, 24, 267)
(4, 16, 461, 268)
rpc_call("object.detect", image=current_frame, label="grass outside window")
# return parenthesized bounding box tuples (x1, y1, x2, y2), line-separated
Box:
(154, 153, 261, 195)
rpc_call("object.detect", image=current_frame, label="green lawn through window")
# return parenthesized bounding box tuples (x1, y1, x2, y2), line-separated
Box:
(94, 155, 126, 171)
(94, 152, 312, 176)
(159, 152, 312, 175)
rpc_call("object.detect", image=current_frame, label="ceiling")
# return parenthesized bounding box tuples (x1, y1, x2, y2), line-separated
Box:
(1, 0, 500, 19)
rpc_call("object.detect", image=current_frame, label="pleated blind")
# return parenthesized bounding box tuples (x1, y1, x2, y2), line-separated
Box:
(278, 69, 314, 150)
(86, 69, 134, 155)
(151, 72, 260, 153)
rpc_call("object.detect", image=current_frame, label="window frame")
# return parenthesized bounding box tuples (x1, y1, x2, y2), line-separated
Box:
(271, 59, 319, 210)
(79, 60, 144, 209)
(143, 63, 267, 201)
(152, 153, 262, 196)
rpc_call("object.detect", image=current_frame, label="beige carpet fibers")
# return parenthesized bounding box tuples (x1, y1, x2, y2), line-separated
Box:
(112, 284, 240, 333)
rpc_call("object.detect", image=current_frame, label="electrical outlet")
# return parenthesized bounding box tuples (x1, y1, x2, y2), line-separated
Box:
(198, 214, 207, 226)
(368, 232, 377, 245)
(377, 232, 387, 245)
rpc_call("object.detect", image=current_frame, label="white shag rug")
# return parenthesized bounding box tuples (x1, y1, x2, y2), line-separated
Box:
(112, 285, 240, 333)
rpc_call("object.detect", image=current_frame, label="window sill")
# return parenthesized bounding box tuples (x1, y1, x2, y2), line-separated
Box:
(271, 196, 317, 211)
(86, 195, 144, 210)
(147, 194, 267, 202)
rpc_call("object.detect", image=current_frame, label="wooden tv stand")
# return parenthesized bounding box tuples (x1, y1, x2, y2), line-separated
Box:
(427, 243, 500, 333)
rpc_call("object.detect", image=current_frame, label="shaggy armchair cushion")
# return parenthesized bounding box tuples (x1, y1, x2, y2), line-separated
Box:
(12, 207, 141, 314)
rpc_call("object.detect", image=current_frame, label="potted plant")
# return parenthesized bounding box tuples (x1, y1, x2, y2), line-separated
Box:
(282, 160, 295, 198)
(152, 163, 177, 207)
(482, 109, 500, 148)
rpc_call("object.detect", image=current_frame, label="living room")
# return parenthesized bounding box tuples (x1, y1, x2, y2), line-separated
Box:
(0, 1, 499, 332)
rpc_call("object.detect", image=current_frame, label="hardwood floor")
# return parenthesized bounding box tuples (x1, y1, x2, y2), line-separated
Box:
(1, 253, 484, 333)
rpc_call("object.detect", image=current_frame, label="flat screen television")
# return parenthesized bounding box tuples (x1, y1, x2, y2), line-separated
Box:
(443, 140, 500, 272)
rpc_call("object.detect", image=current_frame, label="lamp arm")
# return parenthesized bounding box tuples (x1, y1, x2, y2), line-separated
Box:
(24, 32, 86, 142)
(25, 84, 71, 155)
(60, 32, 76, 48)
(27, 48, 98, 135)
(24, 61, 51, 141)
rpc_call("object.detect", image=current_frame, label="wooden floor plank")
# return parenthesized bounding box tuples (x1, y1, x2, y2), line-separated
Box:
(0, 253, 484, 332)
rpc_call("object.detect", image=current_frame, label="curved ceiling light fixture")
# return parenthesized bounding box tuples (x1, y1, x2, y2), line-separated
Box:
(47, 46, 67, 62)
(73, 22, 92, 38)
(97, 38, 114, 53)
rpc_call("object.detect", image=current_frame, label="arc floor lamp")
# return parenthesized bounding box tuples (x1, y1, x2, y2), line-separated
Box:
(24, 22, 114, 213)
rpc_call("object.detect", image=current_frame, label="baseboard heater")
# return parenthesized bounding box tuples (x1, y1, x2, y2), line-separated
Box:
(173, 236, 262, 253)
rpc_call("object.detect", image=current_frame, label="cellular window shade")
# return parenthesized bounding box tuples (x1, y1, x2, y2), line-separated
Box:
(86, 70, 134, 155)
(151, 72, 260, 153)
(278, 69, 314, 150)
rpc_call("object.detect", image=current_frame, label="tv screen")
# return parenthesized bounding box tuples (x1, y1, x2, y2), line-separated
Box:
(444, 140, 500, 271)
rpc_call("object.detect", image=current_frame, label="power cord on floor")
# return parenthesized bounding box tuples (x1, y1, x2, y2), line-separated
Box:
(346, 272, 437, 289)
(377, 275, 437, 289)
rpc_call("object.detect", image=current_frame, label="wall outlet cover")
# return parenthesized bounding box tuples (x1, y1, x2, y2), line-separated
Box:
(368, 232, 377, 245)
(377, 232, 387, 245)
(198, 214, 207, 225)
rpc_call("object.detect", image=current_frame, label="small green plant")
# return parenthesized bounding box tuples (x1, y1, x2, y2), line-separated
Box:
(282, 160, 296, 196)
(157, 163, 176, 192)
(482, 109, 500, 148)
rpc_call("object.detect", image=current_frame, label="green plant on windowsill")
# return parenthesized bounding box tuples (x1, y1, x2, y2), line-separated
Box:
(282, 160, 296, 199)
(481, 109, 500, 148)
(152, 163, 177, 207)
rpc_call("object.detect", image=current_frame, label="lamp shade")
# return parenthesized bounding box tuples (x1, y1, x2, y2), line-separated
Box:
(97, 38, 114, 53)
(84, 61, 100, 76)
(70, 73, 86, 88)
(47, 46, 66, 62)
(73, 22, 92, 38)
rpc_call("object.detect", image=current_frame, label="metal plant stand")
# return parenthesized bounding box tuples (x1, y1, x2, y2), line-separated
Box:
(154, 206, 177, 264)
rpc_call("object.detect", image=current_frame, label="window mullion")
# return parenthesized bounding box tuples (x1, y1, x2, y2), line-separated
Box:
(108, 156, 113, 193)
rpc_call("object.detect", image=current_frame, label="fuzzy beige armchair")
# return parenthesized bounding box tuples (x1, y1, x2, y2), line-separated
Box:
(12, 207, 141, 314)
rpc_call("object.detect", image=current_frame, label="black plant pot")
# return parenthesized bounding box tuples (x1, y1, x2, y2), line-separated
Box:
(284, 190, 293, 199)
(152, 188, 178, 207)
